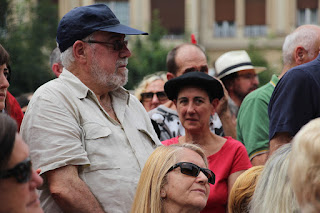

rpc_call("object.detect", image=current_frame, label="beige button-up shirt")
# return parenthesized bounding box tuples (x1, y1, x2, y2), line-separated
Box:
(21, 69, 161, 213)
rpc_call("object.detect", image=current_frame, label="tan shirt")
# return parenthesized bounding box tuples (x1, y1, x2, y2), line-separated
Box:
(21, 69, 161, 213)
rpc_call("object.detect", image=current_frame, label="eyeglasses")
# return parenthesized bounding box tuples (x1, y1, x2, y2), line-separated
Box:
(83, 40, 128, 51)
(238, 73, 257, 80)
(141, 91, 168, 102)
(0, 158, 32, 183)
(167, 162, 215, 185)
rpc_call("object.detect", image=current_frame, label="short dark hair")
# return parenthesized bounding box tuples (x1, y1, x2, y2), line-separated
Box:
(0, 44, 10, 66)
(0, 114, 17, 171)
(221, 72, 238, 91)
(166, 43, 205, 76)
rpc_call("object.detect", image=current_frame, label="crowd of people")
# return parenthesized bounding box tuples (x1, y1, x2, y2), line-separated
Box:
(1, 3, 320, 213)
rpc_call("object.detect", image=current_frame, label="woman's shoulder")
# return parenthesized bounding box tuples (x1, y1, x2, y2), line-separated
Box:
(162, 136, 179, 146)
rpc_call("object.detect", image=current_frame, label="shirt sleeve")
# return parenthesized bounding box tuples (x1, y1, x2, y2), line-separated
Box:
(237, 95, 269, 159)
(21, 91, 90, 175)
(269, 69, 320, 139)
(230, 139, 252, 174)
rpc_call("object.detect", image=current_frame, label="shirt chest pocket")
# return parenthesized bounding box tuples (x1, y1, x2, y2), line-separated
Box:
(82, 122, 120, 171)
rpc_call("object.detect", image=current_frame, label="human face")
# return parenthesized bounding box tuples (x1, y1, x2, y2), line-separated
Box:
(233, 69, 259, 101)
(174, 45, 208, 77)
(161, 148, 210, 212)
(142, 79, 168, 111)
(175, 86, 216, 134)
(0, 133, 43, 213)
(87, 31, 131, 91)
(0, 64, 10, 111)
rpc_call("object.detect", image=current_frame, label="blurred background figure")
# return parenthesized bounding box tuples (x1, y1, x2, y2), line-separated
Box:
(131, 143, 213, 213)
(289, 118, 320, 213)
(215, 50, 265, 118)
(49, 46, 63, 78)
(0, 44, 24, 131)
(0, 113, 43, 213)
(135, 71, 168, 112)
(249, 143, 299, 213)
(16, 93, 33, 114)
(228, 165, 264, 213)
(237, 24, 320, 166)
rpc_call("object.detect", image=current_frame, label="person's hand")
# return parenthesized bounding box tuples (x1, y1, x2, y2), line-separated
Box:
(215, 78, 229, 116)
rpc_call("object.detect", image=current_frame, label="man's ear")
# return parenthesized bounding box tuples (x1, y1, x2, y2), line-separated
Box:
(73, 40, 87, 64)
(294, 46, 307, 65)
(52, 63, 62, 78)
(167, 72, 175, 80)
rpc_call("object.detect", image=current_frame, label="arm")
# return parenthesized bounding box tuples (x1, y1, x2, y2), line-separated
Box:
(269, 132, 292, 156)
(47, 165, 105, 213)
(251, 153, 268, 166)
(228, 170, 246, 197)
(216, 82, 237, 138)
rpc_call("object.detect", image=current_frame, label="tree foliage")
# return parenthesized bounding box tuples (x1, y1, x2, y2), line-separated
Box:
(247, 43, 276, 86)
(126, 10, 173, 90)
(0, 0, 58, 95)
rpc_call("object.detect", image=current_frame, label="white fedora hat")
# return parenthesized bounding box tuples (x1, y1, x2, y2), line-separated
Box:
(215, 50, 266, 79)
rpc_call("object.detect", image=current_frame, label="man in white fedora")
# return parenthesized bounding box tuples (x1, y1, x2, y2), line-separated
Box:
(215, 50, 265, 117)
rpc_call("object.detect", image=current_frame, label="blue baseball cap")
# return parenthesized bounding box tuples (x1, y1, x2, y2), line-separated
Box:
(56, 4, 148, 52)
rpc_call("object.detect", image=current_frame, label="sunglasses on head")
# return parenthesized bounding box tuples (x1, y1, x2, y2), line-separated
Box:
(141, 91, 168, 102)
(167, 162, 215, 185)
(0, 158, 32, 183)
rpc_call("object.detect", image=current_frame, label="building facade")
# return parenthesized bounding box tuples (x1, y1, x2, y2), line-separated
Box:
(59, 0, 320, 72)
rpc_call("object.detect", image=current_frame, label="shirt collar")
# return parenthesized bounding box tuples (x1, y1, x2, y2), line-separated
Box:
(59, 68, 130, 104)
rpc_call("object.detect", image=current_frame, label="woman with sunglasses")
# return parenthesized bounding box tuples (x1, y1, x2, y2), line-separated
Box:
(131, 143, 214, 213)
(162, 72, 251, 213)
(0, 113, 43, 213)
(135, 71, 168, 112)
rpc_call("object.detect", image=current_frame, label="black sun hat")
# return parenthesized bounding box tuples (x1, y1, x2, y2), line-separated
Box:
(164, 72, 224, 101)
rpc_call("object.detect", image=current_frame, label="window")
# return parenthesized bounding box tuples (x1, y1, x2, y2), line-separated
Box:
(245, 0, 266, 37)
(151, 0, 184, 35)
(96, 0, 130, 26)
(297, 0, 318, 25)
(214, 0, 235, 37)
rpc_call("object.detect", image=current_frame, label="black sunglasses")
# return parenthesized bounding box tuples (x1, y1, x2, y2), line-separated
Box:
(141, 91, 168, 102)
(83, 40, 128, 51)
(167, 162, 215, 185)
(0, 158, 32, 183)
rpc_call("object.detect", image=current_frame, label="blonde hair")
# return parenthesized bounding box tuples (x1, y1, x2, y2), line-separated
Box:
(134, 71, 167, 101)
(249, 143, 299, 213)
(130, 144, 207, 213)
(228, 166, 264, 213)
(289, 118, 320, 213)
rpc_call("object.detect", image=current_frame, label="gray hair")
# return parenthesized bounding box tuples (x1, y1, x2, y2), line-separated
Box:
(249, 143, 300, 213)
(49, 47, 61, 68)
(61, 34, 95, 69)
(282, 25, 320, 66)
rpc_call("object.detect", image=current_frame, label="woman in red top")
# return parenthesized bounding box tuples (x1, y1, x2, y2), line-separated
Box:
(162, 71, 251, 213)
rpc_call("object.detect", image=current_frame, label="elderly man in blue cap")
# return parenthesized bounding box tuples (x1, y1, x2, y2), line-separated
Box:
(21, 4, 161, 213)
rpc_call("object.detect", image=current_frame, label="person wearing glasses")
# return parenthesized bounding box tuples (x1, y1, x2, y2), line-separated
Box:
(131, 143, 214, 213)
(134, 71, 168, 112)
(215, 50, 266, 118)
(0, 113, 43, 213)
(20, 4, 161, 213)
(162, 72, 251, 213)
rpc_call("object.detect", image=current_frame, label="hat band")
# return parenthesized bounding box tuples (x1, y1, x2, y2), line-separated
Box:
(218, 62, 253, 77)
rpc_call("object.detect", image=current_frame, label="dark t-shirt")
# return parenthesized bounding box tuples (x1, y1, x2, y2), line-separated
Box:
(269, 54, 320, 140)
